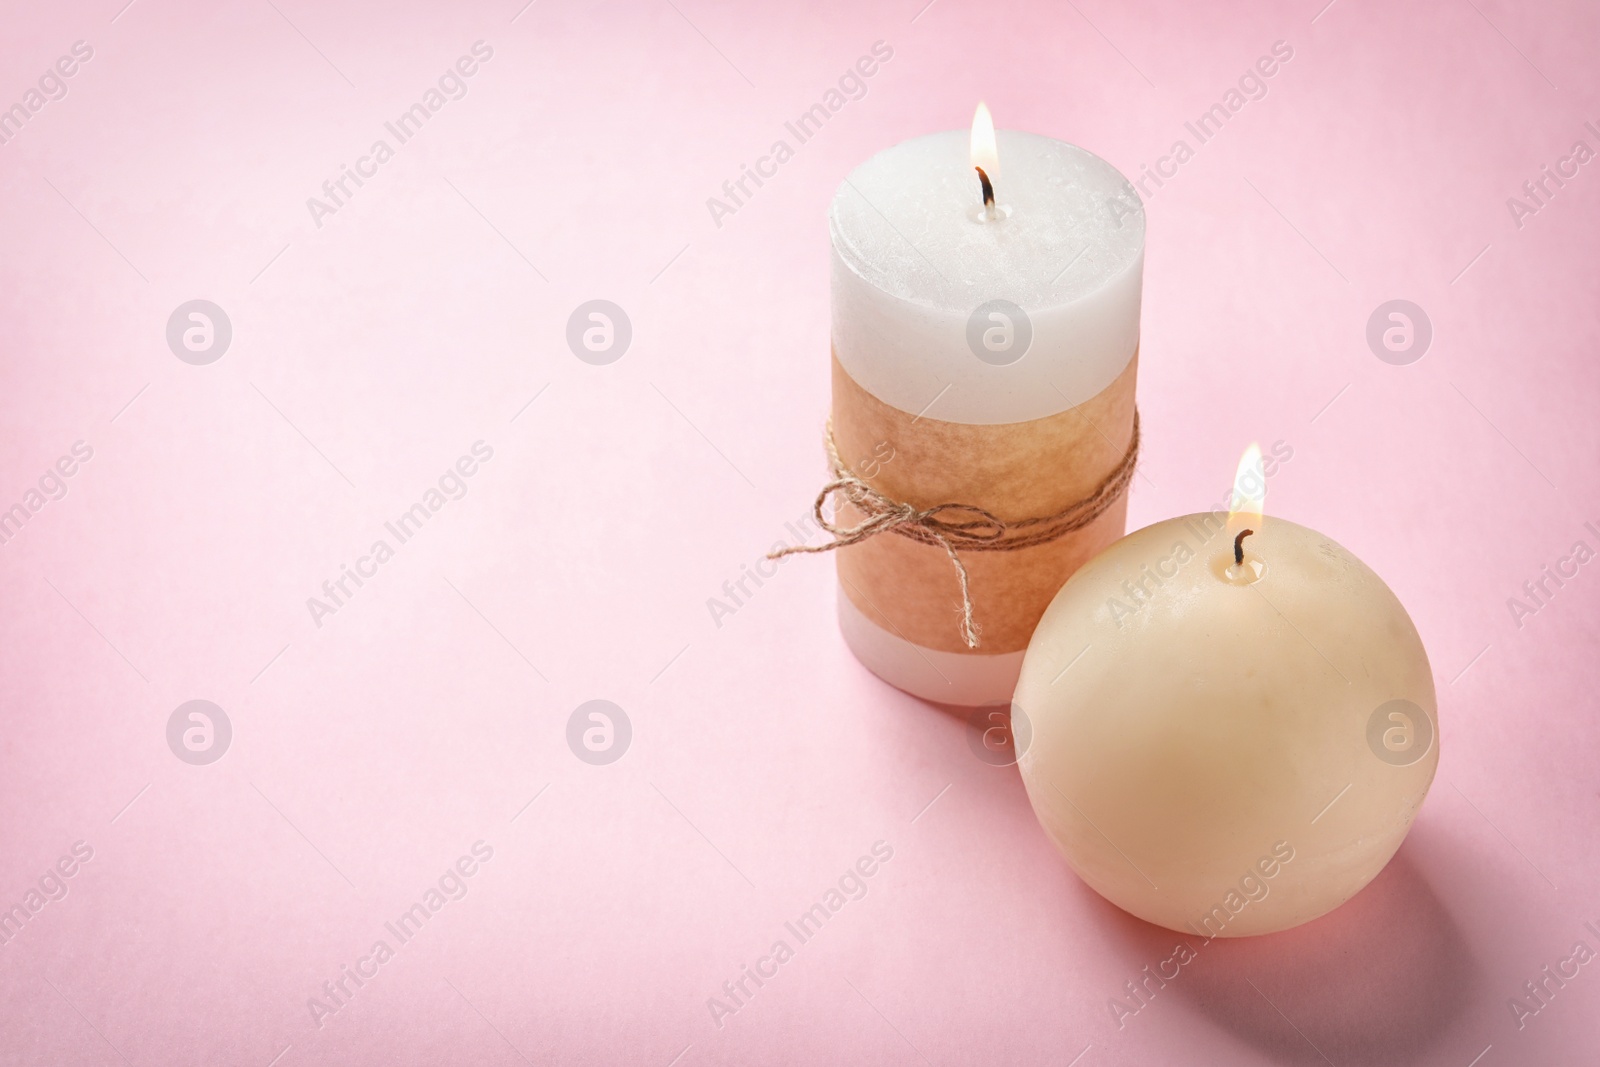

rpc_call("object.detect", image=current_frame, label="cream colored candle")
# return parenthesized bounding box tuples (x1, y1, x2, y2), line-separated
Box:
(1013, 451, 1437, 936)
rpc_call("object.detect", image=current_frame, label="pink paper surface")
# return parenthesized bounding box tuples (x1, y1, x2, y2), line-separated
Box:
(1, 1, 1597, 1063)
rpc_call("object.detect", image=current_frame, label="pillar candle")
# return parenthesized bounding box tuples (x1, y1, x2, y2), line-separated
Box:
(827, 115, 1144, 706)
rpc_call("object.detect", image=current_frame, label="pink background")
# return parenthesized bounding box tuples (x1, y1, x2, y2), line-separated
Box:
(2, 0, 1597, 1063)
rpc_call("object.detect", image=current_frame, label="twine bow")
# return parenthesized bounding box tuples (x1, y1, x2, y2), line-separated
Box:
(769, 410, 1140, 649)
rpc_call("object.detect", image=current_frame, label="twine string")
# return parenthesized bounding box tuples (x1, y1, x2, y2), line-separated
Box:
(768, 409, 1140, 649)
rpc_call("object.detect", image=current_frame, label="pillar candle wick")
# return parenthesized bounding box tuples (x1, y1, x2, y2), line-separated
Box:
(975, 166, 996, 219)
(1234, 528, 1254, 567)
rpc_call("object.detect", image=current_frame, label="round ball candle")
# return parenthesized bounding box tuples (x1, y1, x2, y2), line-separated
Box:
(827, 106, 1145, 706)
(1013, 449, 1438, 936)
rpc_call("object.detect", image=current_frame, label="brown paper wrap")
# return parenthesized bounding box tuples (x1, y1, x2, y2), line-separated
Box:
(831, 348, 1138, 655)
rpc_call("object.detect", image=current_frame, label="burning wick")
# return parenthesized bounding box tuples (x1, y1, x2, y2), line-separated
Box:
(970, 103, 999, 221)
(1233, 528, 1254, 567)
(975, 166, 996, 218)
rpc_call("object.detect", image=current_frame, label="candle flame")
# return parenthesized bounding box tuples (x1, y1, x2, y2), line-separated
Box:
(970, 102, 999, 177)
(1228, 443, 1266, 534)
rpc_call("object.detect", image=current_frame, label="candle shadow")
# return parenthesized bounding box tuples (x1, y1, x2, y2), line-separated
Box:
(925, 698, 1026, 767)
(1093, 830, 1476, 1066)
(923, 695, 1476, 1062)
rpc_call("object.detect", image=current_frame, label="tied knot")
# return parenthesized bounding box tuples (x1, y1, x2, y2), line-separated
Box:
(825, 492, 1007, 549)
(769, 409, 1140, 649)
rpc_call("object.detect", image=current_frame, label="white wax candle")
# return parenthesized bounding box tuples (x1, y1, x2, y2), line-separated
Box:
(830, 128, 1144, 424)
(828, 126, 1145, 706)
(1013, 512, 1438, 936)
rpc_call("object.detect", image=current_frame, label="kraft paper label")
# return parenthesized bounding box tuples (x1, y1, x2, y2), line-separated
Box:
(831, 349, 1138, 655)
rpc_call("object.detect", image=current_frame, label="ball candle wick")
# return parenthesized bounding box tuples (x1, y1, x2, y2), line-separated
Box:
(1233, 528, 1254, 567)
(975, 166, 996, 219)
